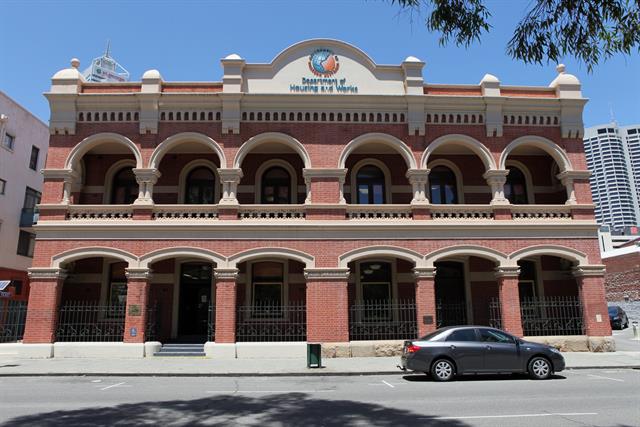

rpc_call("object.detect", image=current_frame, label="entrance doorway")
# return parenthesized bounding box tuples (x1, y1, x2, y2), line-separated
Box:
(178, 262, 212, 342)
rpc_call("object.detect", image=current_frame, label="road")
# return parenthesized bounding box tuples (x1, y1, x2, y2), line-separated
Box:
(0, 369, 638, 426)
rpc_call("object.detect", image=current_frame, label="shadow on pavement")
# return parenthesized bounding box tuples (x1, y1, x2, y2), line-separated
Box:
(2, 393, 470, 427)
(402, 373, 566, 382)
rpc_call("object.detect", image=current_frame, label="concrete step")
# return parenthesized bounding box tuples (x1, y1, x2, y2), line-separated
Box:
(153, 351, 206, 357)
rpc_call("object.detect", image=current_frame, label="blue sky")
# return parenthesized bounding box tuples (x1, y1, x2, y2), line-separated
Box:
(1, 0, 638, 128)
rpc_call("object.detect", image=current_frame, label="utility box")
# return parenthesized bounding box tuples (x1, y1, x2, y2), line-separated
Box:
(307, 343, 322, 368)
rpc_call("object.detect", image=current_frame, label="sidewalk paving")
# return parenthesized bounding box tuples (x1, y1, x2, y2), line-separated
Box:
(0, 351, 638, 377)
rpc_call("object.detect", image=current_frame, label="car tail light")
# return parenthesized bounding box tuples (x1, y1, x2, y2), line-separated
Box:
(406, 344, 421, 353)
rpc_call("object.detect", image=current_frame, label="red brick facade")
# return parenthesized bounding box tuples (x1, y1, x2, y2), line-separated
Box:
(23, 40, 612, 351)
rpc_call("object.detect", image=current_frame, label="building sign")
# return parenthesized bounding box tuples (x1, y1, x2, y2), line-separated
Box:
(290, 49, 358, 94)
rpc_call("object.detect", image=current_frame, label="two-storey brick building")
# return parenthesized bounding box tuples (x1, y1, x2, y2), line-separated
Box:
(16, 40, 612, 358)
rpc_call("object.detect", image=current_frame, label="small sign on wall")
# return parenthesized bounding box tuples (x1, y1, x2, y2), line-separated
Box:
(423, 315, 433, 325)
(128, 305, 141, 316)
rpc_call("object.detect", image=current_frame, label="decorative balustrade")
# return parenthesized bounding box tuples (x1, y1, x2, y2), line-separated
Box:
(346, 205, 413, 220)
(511, 205, 572, 220)
(430, 205, 494, 220)
(66, 205, 133, 220)
(238, 205, 306, 220)
(152, 205, 219, 220)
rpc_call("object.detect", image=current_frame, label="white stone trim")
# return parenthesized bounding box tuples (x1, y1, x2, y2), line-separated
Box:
(177, 159, 220, 204)
(65, 133, 143, 170)
(102, 159, 138, 204)
(28, 267, 68, 280)
(234, 132, 311, 169)
(149, 132, 226, 169)
(572, 265, 606, 277)
(213, 268, 239, 280)
(125, 268, 153, 280)
(507, 244, 589, 266)
(421, 134, 495, 171)
(51, 246, 139, 268)
(139, 246, 225, 269)
(228, 247, 315, 268)
(494, 266, 521, 278)
(499, 135, 573, 172)
(254, 158, 299, 204)
(338, 133, 417, 169)
(339, 245, 424, 268)
(349, 158, 393, 204)
(424, 245, 507, 268)
(505, 160, 535, 204)
(304, 268, 350, 280)
(427, 159, 466, 204)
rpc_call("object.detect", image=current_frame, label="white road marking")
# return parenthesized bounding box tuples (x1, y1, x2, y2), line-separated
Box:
(100, 381, 126, 391)
(91, 380, 102, 383)
(381, 380, 395, 388)
(206, 390, 333, 394)
(587, 373, 624, 382)
(434, 412, 598, 420)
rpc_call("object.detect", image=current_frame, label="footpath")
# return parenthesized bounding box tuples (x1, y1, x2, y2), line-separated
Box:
(0, 351, 638, 377)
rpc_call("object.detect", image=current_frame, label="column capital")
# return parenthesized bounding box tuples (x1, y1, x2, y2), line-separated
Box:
(494, 266, 520, 279)
(217, 168, 243, 182)
(483, 169, 509, 182)
(125, 268, 153, 280)
(572, 265, 606, 278)
(413, 267, 437, 279)
(405, 169, 430, 181)
(28, 267, 68, 281)
(43, 168, 79, 181)
(556, 170, 591, 182)
(304, 268, 350, 280)
(214, 268, 239, 280)
(133, 168, 161, 184)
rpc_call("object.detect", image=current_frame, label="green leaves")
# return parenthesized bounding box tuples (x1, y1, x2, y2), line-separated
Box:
(385, 0, 640, 72)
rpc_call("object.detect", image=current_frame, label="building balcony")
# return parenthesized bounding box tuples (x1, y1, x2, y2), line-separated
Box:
(35, 202, 594, 225)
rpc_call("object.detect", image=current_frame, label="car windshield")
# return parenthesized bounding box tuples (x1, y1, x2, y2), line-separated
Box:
(608, 306, 618, 315)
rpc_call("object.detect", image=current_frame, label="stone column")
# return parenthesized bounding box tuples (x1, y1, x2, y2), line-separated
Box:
(123, 268, 152, 343)
(495, 266, 524, 336)
(304, 268, 350, 343)
(483, 169, 510, 205)
(23, 268, 67, 344)
(406, 169, 430, 205)
(217, 169, 243, 205)
(42, 169, 78, 205)
(413, 267, 437, 338)
(302, 169, 348, 220)
(213, 268, 239, 343)
(133, 168, 161, 205)
(573, 266, 611, 337)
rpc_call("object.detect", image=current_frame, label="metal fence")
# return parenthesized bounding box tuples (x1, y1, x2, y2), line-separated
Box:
(0, 301, 28, 343)
(145, 303, 159, 342)
(56, 302, 126, 342)
(520, 296, 584, 336)
(436, 301, 467, 328)
(208, 303, 215, 341)
(489, 297, 584, 336)
(349, 299, 417, 341)
(236, 301, 306, 342)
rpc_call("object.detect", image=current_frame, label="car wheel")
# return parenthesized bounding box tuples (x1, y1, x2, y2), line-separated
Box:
(431, 359, 455, 382)
(528, 357, 552, 380)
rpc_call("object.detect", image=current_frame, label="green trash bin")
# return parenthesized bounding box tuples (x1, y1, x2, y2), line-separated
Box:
(307, 343, 322, 368)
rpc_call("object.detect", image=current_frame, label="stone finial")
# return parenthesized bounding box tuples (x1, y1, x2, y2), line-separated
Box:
(556, 64, 566, 74)
(70, 58, 80, 69)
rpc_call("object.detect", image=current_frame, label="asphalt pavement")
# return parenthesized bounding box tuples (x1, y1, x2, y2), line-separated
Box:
(0, 369, 638, 426)
(612, 325, 640, 351)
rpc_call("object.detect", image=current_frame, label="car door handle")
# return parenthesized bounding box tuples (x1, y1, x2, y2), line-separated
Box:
(486, 345, 492, 350)
(449, 345, 456, 350)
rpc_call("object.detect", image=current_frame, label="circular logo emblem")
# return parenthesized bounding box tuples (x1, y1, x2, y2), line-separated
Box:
(308, 49, 339, 77)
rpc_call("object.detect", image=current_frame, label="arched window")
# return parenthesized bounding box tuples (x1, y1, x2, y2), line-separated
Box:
(429, 166, 458, 204)
(356, 165, 386, 204)
(185, 167, 216, 204)
(261, 166, 291, 204)
(505, 165, 529, 204)
(110, 167, 137, 204)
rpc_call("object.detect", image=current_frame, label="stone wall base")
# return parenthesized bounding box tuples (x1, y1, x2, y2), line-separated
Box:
(0, 335, 616, 359)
